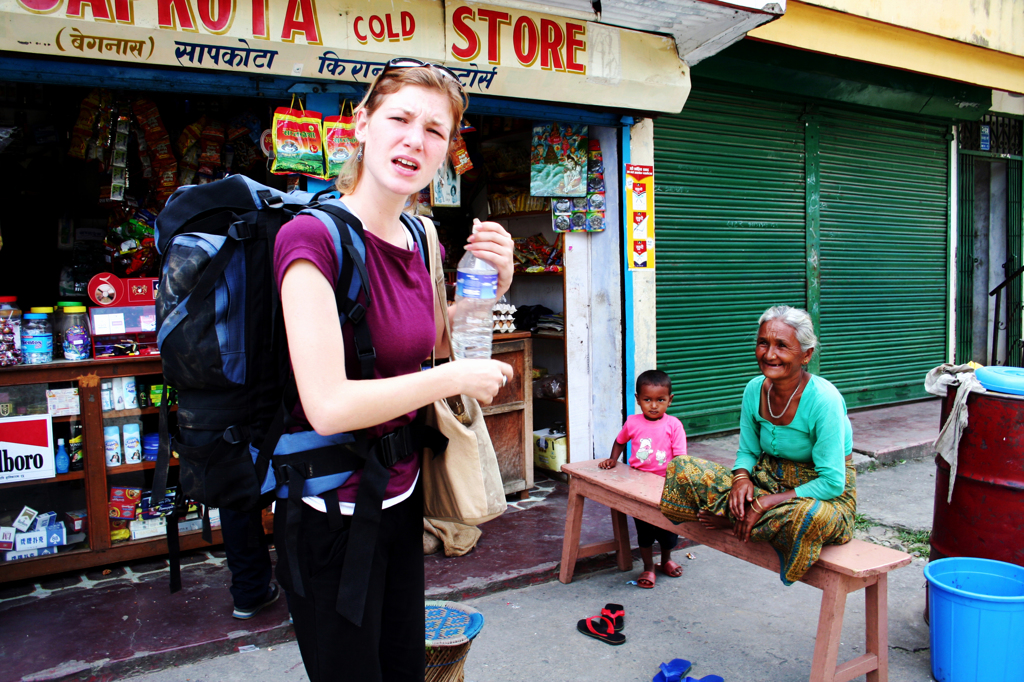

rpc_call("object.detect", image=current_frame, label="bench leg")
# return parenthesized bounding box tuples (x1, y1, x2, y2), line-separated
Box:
(559, 483, 586, 584)
(611, 509, 632, 572)
(810, 573, 850, 682)
(866, 573, 888, 682)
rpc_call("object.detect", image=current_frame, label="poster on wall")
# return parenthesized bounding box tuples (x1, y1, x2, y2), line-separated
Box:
(431, 161, 461, 207)
(0, 415, 55, 484)
(531, 123, 588, 197)
(552, 138, 606, 233)
(626, 164, 654, 270)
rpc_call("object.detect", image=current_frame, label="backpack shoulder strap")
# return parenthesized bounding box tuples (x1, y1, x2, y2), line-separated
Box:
(399, 212, 429, 269)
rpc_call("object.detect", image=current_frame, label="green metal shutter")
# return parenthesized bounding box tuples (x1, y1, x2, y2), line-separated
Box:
(654, 91, 807, 435)
(1009, 159, 1023, 367)
(816, 110, 950, 406)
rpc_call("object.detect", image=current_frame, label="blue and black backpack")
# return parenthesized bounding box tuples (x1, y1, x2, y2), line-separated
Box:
(154, 175, 445, 624)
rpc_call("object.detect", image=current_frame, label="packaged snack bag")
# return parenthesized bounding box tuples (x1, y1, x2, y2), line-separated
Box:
(449, 134, 473, 175)
(322, 100, 357, 179)
(271, 97, 324, 178)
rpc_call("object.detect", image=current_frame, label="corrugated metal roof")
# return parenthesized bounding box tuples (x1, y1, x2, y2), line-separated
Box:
(497, 0, 785, 64)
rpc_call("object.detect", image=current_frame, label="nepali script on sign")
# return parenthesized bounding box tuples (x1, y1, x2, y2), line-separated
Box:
(56, 27, 153, 60)
(316, 52, 497, 91)
(174, 39, 278, 70)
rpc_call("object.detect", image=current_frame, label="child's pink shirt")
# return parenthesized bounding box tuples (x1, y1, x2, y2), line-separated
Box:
(615, 413, 688, 477)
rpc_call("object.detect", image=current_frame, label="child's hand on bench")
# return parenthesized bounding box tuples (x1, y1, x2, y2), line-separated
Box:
(598, 458, 618, 470)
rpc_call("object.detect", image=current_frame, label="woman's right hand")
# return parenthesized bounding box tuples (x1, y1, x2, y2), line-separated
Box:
(729, 474, 754, 520)
(438, 359, 513, 405)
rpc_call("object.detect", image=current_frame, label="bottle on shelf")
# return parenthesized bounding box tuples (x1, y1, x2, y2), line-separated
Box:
(55, 438, 69, 475)
(104, 425, 122, 467)
(451, 221, 499, 360)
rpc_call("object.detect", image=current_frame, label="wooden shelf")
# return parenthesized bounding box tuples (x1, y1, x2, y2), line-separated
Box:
(533, 332, 565, 340)
(106, 459, 178, 474)
(490, 210, 550, 219)
(0, 470, 85, 490)
(102, 405, 176, 419)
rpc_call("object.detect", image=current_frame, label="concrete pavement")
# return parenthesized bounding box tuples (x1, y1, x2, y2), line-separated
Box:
(125, 455, 939, 682)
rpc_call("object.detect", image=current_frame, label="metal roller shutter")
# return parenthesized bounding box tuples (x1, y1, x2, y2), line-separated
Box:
(816, 110, 950, 407)
(654, 91, 807, 435)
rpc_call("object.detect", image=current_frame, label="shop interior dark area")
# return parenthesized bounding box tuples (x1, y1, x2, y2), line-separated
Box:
(0, 78, 575, 569)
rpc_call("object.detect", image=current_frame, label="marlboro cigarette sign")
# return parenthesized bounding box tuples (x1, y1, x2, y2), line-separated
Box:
(626, 164, 654, 271)
(0, 415, 55, 484)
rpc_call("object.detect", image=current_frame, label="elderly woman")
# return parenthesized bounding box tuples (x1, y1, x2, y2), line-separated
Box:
(660, 305, 856, 585)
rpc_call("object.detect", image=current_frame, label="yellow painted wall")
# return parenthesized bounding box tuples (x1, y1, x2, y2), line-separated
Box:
(748, 1, 1024, 95)
(803, 0, 1023, 57)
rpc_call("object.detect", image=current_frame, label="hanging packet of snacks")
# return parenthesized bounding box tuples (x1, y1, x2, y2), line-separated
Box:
(449, 133, 473, 175)
(196, 120, 225, 184)
(109, 103, 131, 202)
(271, 96, 324, 178)
(322, 100, 358, 179)
(68, 89, 104, 160)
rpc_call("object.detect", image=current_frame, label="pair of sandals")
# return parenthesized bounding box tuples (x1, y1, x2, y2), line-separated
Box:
(638, 559, 683, 588)
(576, 603, 626, 645)
(652, 658, 723, 682)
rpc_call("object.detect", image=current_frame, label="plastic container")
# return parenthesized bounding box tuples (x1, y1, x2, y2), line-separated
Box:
(100, 381, 114, 412)
(54, 302, 77, 358)
(21, 313, 53, 364)
(112, 377, 125, 410)
(68, 422, 84, 471)
(122, 423, 142, 464)
(55, 438, 69, 475)
(142, 433, 159, 462)
(62, 306, 91, 361)
(122, 376, 138, 409)
(0, 296, 22, 366)
(451, 225, 498, 360)
(924, 557, 1024, 682)
(975, 366, 1024, 396)
(103, 425, 122, 467)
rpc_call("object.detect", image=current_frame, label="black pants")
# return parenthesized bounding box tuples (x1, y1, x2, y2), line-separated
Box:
(633, 517, 678, 551)
(275, 484, 425, 682)
(219, 507, 272, 610)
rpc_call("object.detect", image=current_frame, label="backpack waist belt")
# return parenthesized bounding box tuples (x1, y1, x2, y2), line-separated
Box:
(277, 420, 447, 627)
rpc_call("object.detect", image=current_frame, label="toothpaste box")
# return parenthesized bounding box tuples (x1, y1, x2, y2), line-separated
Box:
(12, 506, 38, 533)
(0, 526, 15, 551)
(109, 487, 142, 520)
(34, 511, 57, 529)
(65, 510, 87, 533)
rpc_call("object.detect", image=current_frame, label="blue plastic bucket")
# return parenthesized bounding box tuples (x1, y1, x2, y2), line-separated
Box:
(924, 557, 1024, 682)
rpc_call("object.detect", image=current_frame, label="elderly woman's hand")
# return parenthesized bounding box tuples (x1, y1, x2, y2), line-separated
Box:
(465, 219, 515, 298)
(729, 471, 754, 520)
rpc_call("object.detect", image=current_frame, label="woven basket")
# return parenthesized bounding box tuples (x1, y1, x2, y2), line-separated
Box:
(425, 601, 484, 682)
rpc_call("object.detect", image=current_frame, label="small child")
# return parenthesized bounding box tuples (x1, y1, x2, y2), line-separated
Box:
(600, 369, 687, 588)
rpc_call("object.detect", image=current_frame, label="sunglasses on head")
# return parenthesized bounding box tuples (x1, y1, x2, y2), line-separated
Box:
(378, 57, 465, 93)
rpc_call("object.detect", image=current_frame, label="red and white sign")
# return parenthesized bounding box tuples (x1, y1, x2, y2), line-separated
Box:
(0, 415, 55, 484)
(88, 273, 159, 307)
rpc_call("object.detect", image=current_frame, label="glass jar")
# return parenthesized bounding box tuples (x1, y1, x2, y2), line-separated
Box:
(62, 306, 92, 361)
(21, 313, 53, 364)
(54, 302, 78, 359)
(0, 296, 22, 366)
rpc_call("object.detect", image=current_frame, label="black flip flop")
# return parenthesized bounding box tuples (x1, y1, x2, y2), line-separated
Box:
(577, 615, 626, 645)
(601, 603, 625, 633)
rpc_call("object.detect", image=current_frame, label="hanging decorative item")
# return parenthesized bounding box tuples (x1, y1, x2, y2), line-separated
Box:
(551, 138, 605, 232)
(530, 122, 587, 197)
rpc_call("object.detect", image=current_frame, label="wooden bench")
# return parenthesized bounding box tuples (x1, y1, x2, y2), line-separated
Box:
(559, 459, 912, 682)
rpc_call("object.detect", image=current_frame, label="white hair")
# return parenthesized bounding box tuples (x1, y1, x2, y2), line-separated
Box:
(758, 305, 818, 352)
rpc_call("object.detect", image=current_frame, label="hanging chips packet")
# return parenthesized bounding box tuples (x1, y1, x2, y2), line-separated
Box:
(271, 103, 324, 178)
(322, 101, 357, 180)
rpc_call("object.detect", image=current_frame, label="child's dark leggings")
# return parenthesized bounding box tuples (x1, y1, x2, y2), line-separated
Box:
(633, 517, 678, 551)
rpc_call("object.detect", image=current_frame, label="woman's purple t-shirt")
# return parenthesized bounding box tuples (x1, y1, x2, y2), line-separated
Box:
(273, 212, 435, 504)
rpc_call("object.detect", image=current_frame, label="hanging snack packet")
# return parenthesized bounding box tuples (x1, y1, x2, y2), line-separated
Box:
(449, 134, 473, 175)
(322, 101, 358, 179)
(271, 99, 324, 178)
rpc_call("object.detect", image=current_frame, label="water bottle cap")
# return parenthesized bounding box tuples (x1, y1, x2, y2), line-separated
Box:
(58, 438, 64, 445)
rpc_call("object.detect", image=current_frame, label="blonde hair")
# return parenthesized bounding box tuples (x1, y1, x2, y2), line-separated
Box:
(334, 65, 468, 196)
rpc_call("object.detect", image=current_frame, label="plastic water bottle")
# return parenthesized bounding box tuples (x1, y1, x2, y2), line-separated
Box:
(55, 438, 69, 475)
(451, 223, 498, 360)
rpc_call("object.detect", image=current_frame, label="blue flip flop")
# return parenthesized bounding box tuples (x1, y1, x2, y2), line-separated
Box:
(684, 676, 724, 682)
(651, 658, 693, 682)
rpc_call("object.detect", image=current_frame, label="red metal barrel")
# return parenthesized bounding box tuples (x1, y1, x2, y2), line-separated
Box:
(931, 389, 1024, 567)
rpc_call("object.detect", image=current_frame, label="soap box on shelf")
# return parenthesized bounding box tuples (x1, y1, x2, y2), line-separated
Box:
(109, 487, 142, 520)
(65, 510, 87, 533)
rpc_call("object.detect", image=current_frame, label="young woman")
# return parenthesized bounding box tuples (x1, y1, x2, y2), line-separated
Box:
(273, 59, 514, 681)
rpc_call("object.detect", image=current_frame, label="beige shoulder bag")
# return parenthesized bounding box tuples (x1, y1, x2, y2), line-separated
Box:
(419, 217, 507, 525)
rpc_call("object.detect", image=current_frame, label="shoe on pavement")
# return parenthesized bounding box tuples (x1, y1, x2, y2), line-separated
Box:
(232, 584, 280, 620)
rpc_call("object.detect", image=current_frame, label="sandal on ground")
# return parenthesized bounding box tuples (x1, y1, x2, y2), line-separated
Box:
(638, 570, 656, 588)
(683, 676, 724, 682)
(601, 603, 625, 632)
(652, 658, 693, 682)
(657, 560, 684, 578)
(576, 616, 626, 645)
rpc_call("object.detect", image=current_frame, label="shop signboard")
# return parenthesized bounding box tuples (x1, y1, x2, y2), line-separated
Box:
(0, 414, 55, 484)
(625, 164, 654, 271)
(0, 0, 689, 112)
